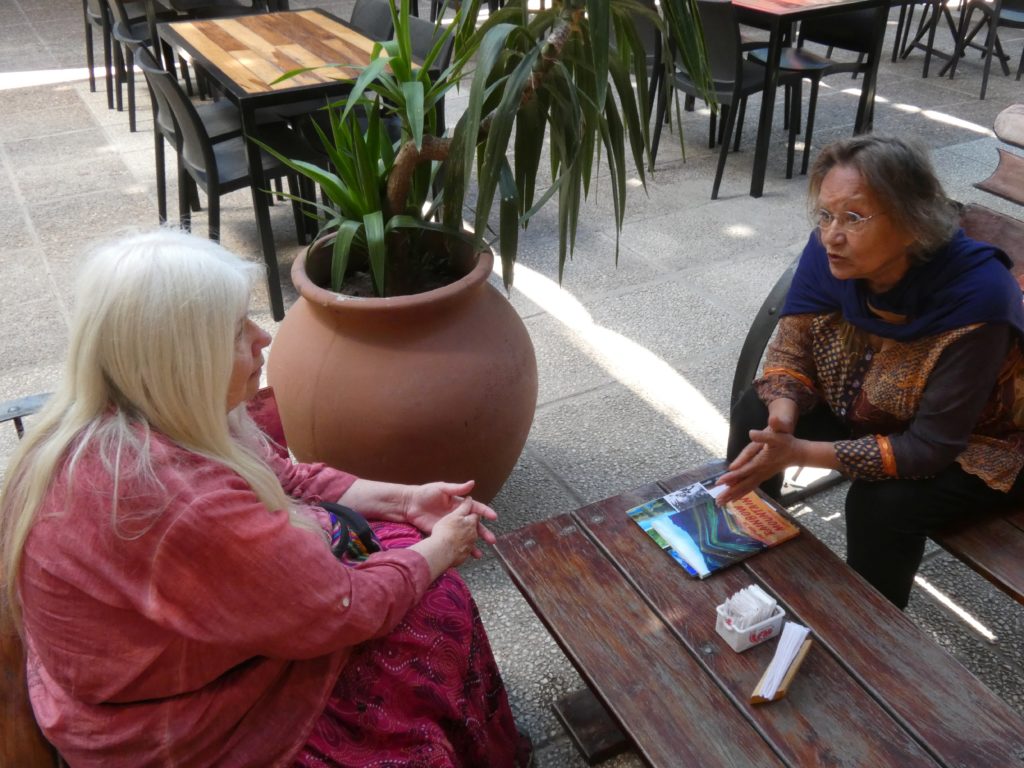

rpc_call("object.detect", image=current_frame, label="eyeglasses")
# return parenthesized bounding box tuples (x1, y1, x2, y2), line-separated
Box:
(814, 209, 883, 233)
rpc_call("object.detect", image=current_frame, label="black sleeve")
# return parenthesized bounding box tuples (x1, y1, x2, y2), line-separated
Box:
(891, 323, 1012, 477)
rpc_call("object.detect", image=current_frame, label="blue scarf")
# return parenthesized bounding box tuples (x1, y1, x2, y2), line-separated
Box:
(782, 229, 1024, 340)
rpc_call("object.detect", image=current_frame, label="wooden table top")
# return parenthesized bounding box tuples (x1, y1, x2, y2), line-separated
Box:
(495, 461, 1024, 768)
(162, 10, 377, 96)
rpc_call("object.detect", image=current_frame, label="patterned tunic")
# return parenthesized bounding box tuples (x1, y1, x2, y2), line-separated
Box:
(756, 312, 1024, 491)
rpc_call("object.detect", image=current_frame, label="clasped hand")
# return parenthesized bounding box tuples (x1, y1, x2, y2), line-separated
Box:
(406, 480, 498, 560)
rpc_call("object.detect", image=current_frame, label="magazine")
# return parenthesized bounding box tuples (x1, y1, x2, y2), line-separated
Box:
(626, 476, 799, 579)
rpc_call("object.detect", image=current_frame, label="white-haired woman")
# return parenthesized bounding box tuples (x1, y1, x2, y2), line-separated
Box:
(0, 230, 531, 768)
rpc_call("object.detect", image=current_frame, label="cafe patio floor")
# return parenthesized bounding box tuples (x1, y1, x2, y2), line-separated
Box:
(1, 0, 1023, 764)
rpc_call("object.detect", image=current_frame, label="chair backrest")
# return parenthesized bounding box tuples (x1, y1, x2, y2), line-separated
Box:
(799, 6, 887, 54)
(135, 47, 217, 188)
(350, 0, 395, 40)
(693, 0, 743, 86)
(406, 13, 454, 69)
(105, 0, 130, 28)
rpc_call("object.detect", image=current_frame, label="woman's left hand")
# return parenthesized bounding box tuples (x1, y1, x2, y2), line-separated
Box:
(406, 480, 498, 558)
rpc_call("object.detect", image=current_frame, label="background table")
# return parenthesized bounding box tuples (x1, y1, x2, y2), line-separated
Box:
(160, 10, 377, 319)
(733, 0, 889, 198)
(495, 461, 1024, 767)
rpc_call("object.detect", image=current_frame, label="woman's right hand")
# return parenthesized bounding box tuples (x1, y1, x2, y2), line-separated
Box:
(409, 498, 480, 581)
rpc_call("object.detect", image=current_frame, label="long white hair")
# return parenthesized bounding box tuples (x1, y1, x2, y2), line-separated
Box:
(1, 230, 299, 628)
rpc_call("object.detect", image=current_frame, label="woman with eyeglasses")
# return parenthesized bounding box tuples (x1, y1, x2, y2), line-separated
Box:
(718, 134, 1024, 609)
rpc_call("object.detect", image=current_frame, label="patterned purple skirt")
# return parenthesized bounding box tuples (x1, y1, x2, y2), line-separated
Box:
(293, 522, 531, 768)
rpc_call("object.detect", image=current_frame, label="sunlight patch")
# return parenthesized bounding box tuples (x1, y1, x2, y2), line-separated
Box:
(0, 68, 92, 91)
(507, 263, 727, 455)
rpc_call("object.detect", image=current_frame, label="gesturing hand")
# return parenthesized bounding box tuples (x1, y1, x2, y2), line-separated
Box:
(717, 428, 804, 505)
(406, 480, 498, 559)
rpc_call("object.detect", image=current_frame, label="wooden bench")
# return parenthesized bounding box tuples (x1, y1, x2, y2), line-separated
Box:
(731, 202, 1024, 607)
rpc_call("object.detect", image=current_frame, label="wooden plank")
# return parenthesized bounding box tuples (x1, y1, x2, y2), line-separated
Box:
(932, 513, 1024, 604)
(727, 520, 1024, 767)
(552, 689, 630, 765)
(495, 508, 786, 768)
(574, 483, 941, 768)
(974, 148, 1024, 208)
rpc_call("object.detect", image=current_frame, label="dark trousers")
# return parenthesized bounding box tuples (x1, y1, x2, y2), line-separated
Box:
(728, 387, 1023, 609)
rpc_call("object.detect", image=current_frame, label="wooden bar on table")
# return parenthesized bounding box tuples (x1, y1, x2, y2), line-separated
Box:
(495, 503, 786, 768)
(574, 469, 941, 767)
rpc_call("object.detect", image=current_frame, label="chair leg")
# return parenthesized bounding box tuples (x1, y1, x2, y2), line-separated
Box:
(892, 4, 909, 62)
(101, 14, 114, 109)
(178, 160, 191, 232)
(650, 81, 669, 165)
(709, 109, 718, 150)
(785, 83, 799, 179)
(287, 174, 307, 246)
(712, 101, 740, 200)
(801, 78, 821, 176)
(208, 194, 221, 242)
(84, 16, 96, 93)
(1017, 48, 1024, 80)
(112, 41, 125, 112)
(126, 47, 137, 133)
(978, 17, 996, 99)
(733, 99, 747, 152)
(155, 132, 167, 224)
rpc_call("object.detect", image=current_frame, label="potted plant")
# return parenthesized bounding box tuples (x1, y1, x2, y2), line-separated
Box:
(261, 0, 711, 502)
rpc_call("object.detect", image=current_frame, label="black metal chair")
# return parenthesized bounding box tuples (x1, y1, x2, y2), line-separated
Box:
(898, 0, 962, 77)
(747, 4, 888, 177)
(944, 0, 1024, 99)
(350, 0, 395, 39)
(106, 0, 182, 131)
(83, 0, 164, 110)
(652, 0, 800, 199)
(135, 47, 308, 249)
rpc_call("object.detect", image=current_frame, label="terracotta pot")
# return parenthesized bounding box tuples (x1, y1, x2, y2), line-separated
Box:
(267, 237, 538, 503)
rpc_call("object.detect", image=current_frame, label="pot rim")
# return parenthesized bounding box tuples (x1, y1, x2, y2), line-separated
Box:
(290, 236, 495, 313)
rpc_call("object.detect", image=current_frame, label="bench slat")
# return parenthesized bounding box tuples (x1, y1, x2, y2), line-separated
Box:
(573, 484, 942, 768)
(495, 506, 786, 768)
(932, 511, 1024, 604)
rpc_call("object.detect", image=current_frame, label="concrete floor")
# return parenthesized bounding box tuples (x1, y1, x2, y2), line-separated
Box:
(2, 0, 1024, 765)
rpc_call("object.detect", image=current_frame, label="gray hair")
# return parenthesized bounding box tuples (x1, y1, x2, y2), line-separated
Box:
(807, 135, 959, 259)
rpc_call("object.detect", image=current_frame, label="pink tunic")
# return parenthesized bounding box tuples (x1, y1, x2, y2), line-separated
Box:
(19, 432, 432, 767)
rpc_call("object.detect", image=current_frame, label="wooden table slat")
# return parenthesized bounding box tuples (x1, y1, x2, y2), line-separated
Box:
(495, 511, 786, 768)
(735, 525, 1024, 766)
(572, 489, 941, 768)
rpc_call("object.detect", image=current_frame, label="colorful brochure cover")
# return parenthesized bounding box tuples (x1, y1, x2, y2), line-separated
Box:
(626, 479, 799, 579)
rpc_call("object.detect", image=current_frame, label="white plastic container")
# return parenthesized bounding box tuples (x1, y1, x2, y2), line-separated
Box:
(715, 603, 786, 652)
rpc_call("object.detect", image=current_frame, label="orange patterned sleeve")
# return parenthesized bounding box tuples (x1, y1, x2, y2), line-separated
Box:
(753, 314, 820, 412)
(834, 435, 897, 480)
